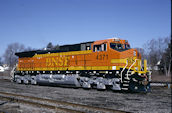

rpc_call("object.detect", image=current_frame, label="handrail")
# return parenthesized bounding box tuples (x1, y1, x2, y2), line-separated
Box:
(126, 59, 138, 79)
(120, 59, 128, 83)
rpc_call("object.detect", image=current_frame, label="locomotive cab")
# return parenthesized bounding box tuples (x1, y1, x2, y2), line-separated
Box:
(92, 38, 131, 52)
(92, 38, 151, 92)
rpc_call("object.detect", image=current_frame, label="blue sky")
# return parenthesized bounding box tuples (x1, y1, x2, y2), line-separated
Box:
(0, 0, 171, 56)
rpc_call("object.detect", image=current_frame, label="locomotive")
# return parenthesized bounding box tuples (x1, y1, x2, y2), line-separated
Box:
(12, 38, 151, 92)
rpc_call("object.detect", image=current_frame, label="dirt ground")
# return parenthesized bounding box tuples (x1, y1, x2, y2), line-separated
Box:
(151, 74, 171, 83)
(0, 72, 171, 113)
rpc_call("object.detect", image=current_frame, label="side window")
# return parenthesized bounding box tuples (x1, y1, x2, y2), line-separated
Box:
(93, 45, 101, 52)
(101, 43, 107, 51)
(93, 43, 107, 52)
(81, 43, 92, 50)
(104, 44, 107, 51)
(86, 45, 91, 50)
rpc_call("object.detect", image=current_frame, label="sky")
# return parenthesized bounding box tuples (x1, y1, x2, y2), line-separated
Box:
(0, 0, 171, 57)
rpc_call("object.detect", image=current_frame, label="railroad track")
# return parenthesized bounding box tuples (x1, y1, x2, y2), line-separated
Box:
(0, 91, 127, 113)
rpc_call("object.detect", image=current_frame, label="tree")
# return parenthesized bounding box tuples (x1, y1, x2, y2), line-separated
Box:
(0, 57, 3, 66)
(53, 44, 60, 50)
(46, 42, 54, 50)
(3, 43, 25, 68)
(162, 42, 171, 76)
(135, 48, 147, 65)
(142, 37, 171, 76)
(136, 48, 146, 60)
(45, 42, 60, 50)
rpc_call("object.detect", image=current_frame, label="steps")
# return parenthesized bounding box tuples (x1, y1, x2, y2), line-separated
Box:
(121, 73, 131, 91)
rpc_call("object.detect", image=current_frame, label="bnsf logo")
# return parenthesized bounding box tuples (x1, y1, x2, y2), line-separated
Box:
(46, 56, 70, 67)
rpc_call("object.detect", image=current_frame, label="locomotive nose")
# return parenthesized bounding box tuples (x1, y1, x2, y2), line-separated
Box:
(133, 49, 148, 73)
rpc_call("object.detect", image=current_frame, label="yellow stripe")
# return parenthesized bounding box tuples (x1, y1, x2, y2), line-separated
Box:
(18, 66, 140, 72)
(33, 50, 92, 58)
(18, 66, 118, 71)
(111, 59, 127, 63)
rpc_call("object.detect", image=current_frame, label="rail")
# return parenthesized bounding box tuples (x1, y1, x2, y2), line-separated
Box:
(0, 91, 127, 113)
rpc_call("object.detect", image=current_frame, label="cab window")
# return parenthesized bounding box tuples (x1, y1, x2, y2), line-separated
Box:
(110, 43, 130, 51)
(125, 44, 130, 49)
(110, 43, 123, 50)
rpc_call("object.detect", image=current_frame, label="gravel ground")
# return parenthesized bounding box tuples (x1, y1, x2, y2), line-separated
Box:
(0, 74, 171, 113)
(0, 101, 54, 113)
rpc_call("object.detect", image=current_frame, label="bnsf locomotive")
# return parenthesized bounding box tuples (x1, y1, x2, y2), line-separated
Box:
(12, 38, 151, 92)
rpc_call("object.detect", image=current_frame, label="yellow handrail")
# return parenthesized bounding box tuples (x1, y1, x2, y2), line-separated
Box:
(126, 59, 138, 79)
(120, 59, 128, 83)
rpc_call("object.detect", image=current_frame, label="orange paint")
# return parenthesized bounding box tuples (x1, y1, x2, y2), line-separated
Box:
(17, 38, 143, 71)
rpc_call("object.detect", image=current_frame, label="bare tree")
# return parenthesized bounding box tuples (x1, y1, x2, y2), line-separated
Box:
(148, 39, 159, 67)
(3, 43, 25, 68)
(162, 41, 171, 76)
(135, 48, 147, 65)
(46, 42, 54, 50)
(53, 44, 60, 50)
(45, 42, 60, 50)
(142, 37, 171, 76)
(0, 57, 3, 66)
(136, 48, 146, 60)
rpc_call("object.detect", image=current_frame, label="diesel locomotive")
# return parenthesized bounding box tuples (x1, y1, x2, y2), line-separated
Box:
(12, 38, 151, 92)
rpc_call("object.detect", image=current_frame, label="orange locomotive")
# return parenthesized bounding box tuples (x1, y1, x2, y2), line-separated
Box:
(13, 38, 151, 92)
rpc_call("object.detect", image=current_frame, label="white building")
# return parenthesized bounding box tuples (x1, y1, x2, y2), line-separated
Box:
(0, 66, 4, 72)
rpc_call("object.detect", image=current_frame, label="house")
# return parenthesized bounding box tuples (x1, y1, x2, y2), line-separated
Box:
(0, 66, 4, 72)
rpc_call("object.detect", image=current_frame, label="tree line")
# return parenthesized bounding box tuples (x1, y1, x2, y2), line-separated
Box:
(0, 42, 59, 69)
(136, 37, 171, 76)
(0, 37, 171, 76)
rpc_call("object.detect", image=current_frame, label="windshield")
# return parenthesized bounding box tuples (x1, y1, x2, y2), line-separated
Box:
(125, 44, 130, 49)
(110, 43, 130, 51)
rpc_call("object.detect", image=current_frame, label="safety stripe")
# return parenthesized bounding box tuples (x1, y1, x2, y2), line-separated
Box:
(18, 66, 117, 71)
(111, 59, 127, 63)
(33, 50, 92, 58)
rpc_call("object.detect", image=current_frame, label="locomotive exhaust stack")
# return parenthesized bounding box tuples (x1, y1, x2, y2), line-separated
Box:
(13, 38, 151, 92)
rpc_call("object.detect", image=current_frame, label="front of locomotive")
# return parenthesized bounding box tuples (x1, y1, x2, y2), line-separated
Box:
(109, 38, 151, 92)
(126, 48, 151, 92)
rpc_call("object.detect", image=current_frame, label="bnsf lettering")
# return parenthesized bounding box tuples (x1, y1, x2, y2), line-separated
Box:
(46, 57, 69, 67)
